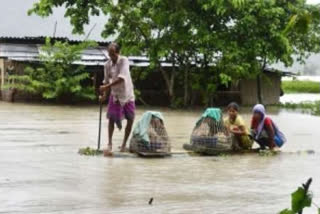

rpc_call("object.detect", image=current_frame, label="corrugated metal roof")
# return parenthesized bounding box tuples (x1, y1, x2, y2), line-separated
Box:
(0, 36, 110, 47)
(0, 43, 107, 66)
(0, 43, 297, 73)
(0, 43, 38, 58)
(81, 48, 107, 61)
(73, 61, 106, 66)
(7, 56, 38, 62)
(128, 56, 149, 61)
(0, 43, 171, 68)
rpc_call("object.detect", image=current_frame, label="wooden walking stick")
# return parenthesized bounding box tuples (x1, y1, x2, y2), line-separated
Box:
(97, 100, 103, 151)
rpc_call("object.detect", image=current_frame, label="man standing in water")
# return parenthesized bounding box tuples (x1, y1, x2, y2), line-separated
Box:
(100, 43, 135, 153)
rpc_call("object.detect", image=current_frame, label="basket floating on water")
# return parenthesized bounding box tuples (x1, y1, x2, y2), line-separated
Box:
(130, 112, 171, 157)
(191, 136, 218, 148)
(186, 108, 232, 155)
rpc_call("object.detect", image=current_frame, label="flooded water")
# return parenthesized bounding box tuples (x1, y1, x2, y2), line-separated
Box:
(1, 102, 320, 214)
(280, 93, 320, 103)
(282, 76, 320, 82)
(280, 75, 320, 103)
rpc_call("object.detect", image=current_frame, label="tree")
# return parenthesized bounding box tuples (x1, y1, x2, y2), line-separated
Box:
(8, 38, 97, 103)
(28, 0, 246, 106)
(29, 0, 320, 106)
(101, 0, 198, 106)
(221, 0, 320, 103)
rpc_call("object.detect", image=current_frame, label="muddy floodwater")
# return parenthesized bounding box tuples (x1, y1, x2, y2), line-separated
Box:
(280, 93, 320, 103)
(1, 101, 320, 214)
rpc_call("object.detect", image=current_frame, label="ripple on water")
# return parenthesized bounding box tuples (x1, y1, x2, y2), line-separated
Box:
(1, 101, 320, 214)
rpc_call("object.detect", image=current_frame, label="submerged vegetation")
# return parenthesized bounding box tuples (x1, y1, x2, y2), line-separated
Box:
(279, 101, 320, 116)
(282, 81, 320, 94)
(258, 149, 279, 157)
(78, 147, 103, 156)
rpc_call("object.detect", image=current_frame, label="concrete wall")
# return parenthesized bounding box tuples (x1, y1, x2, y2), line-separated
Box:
(240, 73, 281, 105)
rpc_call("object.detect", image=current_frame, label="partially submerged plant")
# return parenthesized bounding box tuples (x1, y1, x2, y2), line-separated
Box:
(258, 149, 279, 157)
(78, 147, 103, 156)
(279, 178, 320, 214)
(279, 101, 320, 116)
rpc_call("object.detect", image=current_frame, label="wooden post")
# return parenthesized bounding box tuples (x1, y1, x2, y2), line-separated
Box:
(257, 74, 263, 104)
(97, 102, 102, 151)
(183, 68, 189, 106)
(0, 59, 4, 89)
(258, 55, 267, 105)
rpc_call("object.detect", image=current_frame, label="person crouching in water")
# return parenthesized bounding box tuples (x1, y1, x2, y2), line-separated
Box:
(100, 42, 135, 154)
(224, 102, 253, 150)
(251, 104, 286, 150)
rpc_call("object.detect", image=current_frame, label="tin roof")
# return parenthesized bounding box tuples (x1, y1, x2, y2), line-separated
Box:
(0, 43, 38, 58)
(0, 43, 104, 66)
(0, 43, 296, 72)
(264, 67, 295, 77)
(0, 42, 170, 67)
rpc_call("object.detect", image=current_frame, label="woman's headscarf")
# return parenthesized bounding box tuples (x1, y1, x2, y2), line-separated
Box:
(252, 104, 286, 145)
(253, 104, 266, 140)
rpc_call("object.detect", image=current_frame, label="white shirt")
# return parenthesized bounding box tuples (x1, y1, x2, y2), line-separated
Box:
(103, 56, 135, 106)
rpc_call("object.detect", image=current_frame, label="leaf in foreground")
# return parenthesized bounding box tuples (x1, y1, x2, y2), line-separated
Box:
(291, 187, 312, 213)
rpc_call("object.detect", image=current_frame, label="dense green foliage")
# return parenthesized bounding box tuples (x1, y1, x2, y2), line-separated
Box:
(282, 81, 320, 93)
(29, 0, 320, 106)
(7, 38, 97, 102)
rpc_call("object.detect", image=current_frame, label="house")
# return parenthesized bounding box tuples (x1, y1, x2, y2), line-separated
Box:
(0, 0, 111, 102)
(0, 0, 296, 105)
(0, 37, 154, 102)
(213, 68, 293, 106)
(0, 37, 107, 101)
(239, 69, 287, 105)
(0, 36, 294, 105)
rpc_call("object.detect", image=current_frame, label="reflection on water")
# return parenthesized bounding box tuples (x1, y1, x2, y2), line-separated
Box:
(0, 101, 320, 214)
(281, 93, 320, 103)
(282, 76, 320, 82)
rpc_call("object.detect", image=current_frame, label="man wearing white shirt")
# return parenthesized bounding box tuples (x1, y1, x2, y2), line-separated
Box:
(100, 43, 135, 153)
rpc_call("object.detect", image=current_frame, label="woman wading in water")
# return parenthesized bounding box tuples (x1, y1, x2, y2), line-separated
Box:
(251, 104, 286, 150)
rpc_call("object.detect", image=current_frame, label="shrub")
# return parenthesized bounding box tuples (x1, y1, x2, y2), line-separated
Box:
(7, 38, 98, 103)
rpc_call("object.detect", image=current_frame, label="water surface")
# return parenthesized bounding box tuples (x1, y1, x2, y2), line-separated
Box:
(0, 102, 320, 214)
(280, 93, 320, 103)
(282, 76, 320, 82)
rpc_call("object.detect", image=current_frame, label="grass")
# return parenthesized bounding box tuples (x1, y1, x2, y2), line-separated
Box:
(282, 80, 320, 93)
(279, 100, 320, 116)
